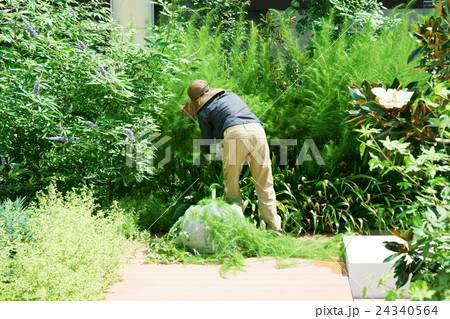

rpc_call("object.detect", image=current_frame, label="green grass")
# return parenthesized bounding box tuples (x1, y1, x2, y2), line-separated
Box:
(146, 199, 342, 277)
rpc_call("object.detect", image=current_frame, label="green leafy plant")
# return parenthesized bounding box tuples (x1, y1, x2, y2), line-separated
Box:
(408, 0, 450, 83)
(0, 198, 36, 245)
(288, 0, 400, 35)
(0, 185, 131, 300)
(263, 13, 427, 172)
(345, 76, 448, 154)
(271, 169, 408, 234)
(0, 0, 183, 201)
(115, 192, 177, 233)
(345, 4, 450, 299)
(182, 0, 250, 48)
(359, 131, 450, 300)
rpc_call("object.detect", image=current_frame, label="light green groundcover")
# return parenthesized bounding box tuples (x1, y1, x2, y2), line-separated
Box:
(0, 186, 130, 301)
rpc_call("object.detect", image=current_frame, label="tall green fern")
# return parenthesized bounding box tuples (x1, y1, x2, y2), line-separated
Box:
(264, 12, 428, 173)
(156, 8, 429, 178)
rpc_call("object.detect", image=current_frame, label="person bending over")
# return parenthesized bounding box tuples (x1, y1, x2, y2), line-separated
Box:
(181, 80, 281, 231)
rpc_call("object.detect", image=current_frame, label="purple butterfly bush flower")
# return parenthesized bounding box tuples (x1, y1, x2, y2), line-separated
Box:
(49, 136, 68, 143)
(69, 137, 76, 142)
(83, 175, 96, 180)
(57, 124, 61, 129)
(78, 40, 86, 50)
(33, 81, 40, 94)
(83, 121, 96, 127)
(1, 156, 6, 165)
(188, 54, 193, 59)
(23, 20, 38, 38)
(68, 107, 72, 113)
(124, 128, 134, 140)
(99, 65, 107, 76)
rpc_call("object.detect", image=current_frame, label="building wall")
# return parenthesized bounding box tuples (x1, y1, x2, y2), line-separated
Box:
(110, 0, 154, 46)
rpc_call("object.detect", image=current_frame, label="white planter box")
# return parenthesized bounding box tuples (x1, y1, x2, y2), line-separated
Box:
(343, 235, 410, 299)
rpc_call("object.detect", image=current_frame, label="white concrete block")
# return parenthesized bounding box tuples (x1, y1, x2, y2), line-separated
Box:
(343, 235, 410, 299)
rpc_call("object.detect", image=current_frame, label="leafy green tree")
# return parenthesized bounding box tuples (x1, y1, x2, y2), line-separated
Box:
(288, 0, 399, 35)
(0, 0, 185, 201)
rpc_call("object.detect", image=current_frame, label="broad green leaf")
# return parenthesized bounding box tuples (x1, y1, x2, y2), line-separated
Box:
(407, 45, 426, 64)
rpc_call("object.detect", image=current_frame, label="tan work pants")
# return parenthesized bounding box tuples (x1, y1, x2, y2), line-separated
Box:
(222, 123, 281, 231)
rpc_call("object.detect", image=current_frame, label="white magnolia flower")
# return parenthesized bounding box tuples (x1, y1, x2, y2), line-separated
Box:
(371, 87, 414, 110)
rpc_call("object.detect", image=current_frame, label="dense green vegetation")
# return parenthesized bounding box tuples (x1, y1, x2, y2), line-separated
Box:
(0, 186, 131, 300)
(0, 0, 448, 300)
(150, 6, 429, 234)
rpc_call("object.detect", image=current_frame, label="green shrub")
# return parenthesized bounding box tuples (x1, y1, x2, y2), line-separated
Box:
(0, 0, 183, 201)
(182, 0, 250, 47)
(238, 168, 409, 234)
(116, 193, 176, 233)
(265, 13, 428, 171)
(0, 198, 37, 245)
(289, 0, 401, 35)
(347, 3, 450, 299)
(0, 186, 130, 300)
(360, 133, 450, 300)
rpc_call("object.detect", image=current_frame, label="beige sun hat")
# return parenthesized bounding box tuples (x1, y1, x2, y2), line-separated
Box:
(180, 80, 225, 117)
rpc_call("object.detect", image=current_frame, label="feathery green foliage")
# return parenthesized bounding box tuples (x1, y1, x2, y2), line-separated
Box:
(146, 199, 342, 276)
(157, 9, 428, 179)
(265, 12, 429, 171)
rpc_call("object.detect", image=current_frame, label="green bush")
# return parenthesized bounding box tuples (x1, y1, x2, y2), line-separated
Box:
(0, 0, 184, 201)
(289, 0, 401, 35)
(0, 186, 131, 300)
(182, 0, 250, 47)
(347, 2, 450, 300)
(265, 13, 428, 171)
(116, 192, 176, 233)
(360, 133, 450, 300)
(0, 198, 37, 245)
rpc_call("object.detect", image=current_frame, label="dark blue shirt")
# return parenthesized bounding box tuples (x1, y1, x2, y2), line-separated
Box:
(197, 92, 262, 140)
